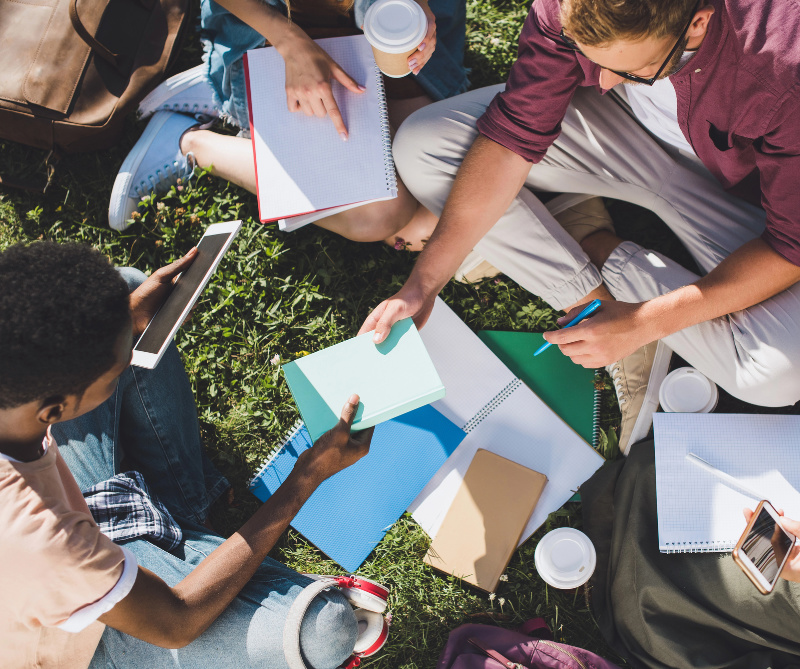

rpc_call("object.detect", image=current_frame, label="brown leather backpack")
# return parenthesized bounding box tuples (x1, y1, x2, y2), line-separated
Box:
(0, 0, 188, 159)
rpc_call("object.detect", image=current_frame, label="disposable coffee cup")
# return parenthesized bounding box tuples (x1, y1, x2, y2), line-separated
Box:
(363, 0, 427, 78)
(658, 367, 719, 413)
(534, 528, 596, 589)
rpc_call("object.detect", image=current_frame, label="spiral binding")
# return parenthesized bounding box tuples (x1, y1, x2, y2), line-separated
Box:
(592, 370, 601, 449)
(661, 540, 735, 554)
(247, 419, 304, 489)
(461, 378, 523, 433)
(373, 65, 397, 194)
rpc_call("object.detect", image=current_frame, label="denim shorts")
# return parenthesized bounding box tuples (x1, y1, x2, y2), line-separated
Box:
(200, 0, 469, 130)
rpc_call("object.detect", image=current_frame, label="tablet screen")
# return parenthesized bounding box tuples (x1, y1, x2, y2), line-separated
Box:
(135, 232, 230, 355)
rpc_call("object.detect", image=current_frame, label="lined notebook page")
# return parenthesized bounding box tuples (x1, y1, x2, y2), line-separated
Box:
(244, 35, 396, 222)
(654, 413, 800, 553)
(409, 298, 605, 544)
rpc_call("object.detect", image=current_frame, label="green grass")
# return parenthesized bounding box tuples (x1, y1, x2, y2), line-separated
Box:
(0, 1, 669, 665)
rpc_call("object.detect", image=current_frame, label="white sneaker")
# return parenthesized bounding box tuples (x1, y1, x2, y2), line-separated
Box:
(108, 112, 199, 231)
(138, 64, 218, 121)
(606, 339, 672, 456)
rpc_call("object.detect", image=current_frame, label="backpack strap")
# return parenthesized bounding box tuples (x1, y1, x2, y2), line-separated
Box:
(518, 617, 553, 640)
(468, 638, 525, 669)
(68, 0, 120, 67)
(283, 578, 338, 669)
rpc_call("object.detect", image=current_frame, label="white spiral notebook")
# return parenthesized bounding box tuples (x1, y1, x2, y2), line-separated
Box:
(243, 35, 397, 228)
(654, 413, 800, 553)
(409, 298, 605, 545)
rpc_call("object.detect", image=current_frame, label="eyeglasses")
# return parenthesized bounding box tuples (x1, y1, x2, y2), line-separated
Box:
(557, 3, 699, 86)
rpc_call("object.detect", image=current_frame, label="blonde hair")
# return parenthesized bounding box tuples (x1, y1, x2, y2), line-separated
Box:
(560, 0, 699, 46)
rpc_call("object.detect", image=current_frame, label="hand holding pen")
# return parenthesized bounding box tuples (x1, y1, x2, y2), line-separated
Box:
(540, 299, 656, 368)
(535, 299, 602, 356)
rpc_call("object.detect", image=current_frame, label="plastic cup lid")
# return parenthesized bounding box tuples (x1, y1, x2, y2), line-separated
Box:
(364, 0, 428, 53)
(534, 528, 596, 589)
(658, 367, 718, 413)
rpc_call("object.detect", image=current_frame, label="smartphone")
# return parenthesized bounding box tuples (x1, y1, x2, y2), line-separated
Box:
(732, 500, 795, 594)
(131, 220, 243, 369)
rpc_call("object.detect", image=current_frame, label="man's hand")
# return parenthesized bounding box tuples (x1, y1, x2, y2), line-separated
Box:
(743, 507, 800, 583)
(407, 0, 437, 75)
(543, 300, 657, 368)
(358, 283, 435, 343)
(281, 31, 365, 139)
(298, 394, 373, 483)
(129, 249, 198, 339)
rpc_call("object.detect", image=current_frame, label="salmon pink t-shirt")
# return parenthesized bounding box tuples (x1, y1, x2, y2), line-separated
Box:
(0, 434, 137, 668)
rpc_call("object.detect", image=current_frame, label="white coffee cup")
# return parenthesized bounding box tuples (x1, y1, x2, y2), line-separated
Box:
(534, 528, 596, 589)
(658, 367, 719, 413)
(363, 0, 427, 78)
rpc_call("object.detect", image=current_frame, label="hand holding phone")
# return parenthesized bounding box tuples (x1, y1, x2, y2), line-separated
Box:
(733, 500, 798, 593)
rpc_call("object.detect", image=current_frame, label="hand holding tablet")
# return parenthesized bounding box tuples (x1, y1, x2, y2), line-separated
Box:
(131, 221, 242, 368)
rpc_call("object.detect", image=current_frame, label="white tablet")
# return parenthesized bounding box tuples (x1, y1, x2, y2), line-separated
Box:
(131, 220, 243, 369)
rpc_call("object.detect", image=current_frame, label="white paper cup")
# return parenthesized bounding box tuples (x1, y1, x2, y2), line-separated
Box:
(363, 0, 427, 78)
(534, 528, 596, 589)
(658, 367, 719, 413)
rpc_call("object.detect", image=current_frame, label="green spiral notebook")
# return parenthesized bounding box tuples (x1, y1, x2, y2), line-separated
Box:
(476, 331, 599, 446)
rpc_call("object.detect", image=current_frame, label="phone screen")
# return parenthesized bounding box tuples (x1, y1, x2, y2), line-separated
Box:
(134, 232, 230, 355)
(741, 506, 793, 584)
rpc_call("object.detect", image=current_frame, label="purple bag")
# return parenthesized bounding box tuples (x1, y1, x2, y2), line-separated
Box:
(437, 619, 621, 669)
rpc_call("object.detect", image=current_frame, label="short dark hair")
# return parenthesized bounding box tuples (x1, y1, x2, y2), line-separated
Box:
(0, 242, 131, 409)
(561, 0, 700, 46)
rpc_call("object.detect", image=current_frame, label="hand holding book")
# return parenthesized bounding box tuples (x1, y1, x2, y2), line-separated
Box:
(297, 394, 374, 484)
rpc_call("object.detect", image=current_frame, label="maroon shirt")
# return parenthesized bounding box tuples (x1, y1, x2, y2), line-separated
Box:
(477, 0, 800, 264)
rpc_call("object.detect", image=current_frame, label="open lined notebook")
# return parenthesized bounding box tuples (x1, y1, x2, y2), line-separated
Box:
(410, 298, 605, 544)
(244, 35, 397, 229)
(654, 413, 800, 553)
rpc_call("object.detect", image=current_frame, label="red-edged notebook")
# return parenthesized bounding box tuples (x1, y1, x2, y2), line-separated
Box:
(243, 35, 397, 230)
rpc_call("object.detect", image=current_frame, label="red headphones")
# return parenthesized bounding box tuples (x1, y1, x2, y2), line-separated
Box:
(284, 574, 391, 669)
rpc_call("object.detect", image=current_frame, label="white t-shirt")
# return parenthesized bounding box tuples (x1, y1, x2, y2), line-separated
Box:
(624, 51, 697, 155)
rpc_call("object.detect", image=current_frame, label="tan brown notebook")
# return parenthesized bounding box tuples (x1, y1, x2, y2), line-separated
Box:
(424, 449, 547, 592)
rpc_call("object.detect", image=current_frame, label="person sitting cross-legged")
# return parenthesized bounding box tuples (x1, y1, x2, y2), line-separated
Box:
(109, 0, 470, 250)
(0, 241, 373, 669)
(360, 0, 800, 454)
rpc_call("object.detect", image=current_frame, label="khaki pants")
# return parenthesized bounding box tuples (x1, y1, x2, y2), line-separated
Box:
(393, 84, 800, 407)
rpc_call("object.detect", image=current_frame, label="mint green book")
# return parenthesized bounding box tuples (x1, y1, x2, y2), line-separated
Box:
(282, 318, 446, 442)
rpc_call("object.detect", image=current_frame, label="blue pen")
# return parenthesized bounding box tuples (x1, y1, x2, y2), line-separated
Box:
(534, 299, 602, 356)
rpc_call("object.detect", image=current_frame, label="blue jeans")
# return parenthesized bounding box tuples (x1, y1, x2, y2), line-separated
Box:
(54, 268, 357, 668)
(200, 0, 469, 129)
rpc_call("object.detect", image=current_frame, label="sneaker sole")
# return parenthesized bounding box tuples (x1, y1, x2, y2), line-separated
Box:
(108, 112, 174, 231)
(138, 64, 216, 120)
(623, 340, 673, 456)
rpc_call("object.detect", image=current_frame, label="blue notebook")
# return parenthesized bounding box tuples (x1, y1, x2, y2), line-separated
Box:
(282, 318, 445, 442)
(248, 404, 466, 572)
